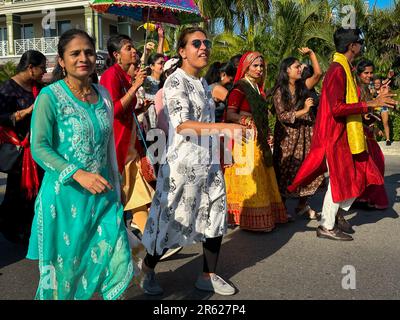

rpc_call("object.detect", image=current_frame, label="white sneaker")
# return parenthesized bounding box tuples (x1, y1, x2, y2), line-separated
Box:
(159, 247, 183, 261)
(195, 274, 236, 296)
(138, 260, 164, 296)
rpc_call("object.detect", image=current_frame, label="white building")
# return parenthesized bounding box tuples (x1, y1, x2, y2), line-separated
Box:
(0, 0, 144, 65)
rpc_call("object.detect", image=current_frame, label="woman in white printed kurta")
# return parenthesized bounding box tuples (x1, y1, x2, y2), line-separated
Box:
(142, 67, 227, 255)
(139, 28, 242, 297)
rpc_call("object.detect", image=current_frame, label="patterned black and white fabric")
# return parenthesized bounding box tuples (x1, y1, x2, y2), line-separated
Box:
(142, 68, 228, 256)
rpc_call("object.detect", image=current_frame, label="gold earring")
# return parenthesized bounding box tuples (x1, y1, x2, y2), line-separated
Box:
(118, 56, 122, 64)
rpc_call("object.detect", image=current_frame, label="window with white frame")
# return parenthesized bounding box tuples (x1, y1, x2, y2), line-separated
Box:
(0, 27, 7, 42)
(43, 20, 71, 37)
(21, 24, 34, 39)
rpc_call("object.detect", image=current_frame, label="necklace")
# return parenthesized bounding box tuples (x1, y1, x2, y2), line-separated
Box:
(65, 78, 92, 102)
(245, 76, 260, 95)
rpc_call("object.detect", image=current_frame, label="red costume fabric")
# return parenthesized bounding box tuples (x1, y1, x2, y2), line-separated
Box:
(100, 63, 137, 173)
(287, 62, 383, 203)
(227, 88, 252, 113)
(357, 127, 389, 209)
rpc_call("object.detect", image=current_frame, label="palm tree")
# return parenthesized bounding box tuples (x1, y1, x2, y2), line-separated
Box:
(138, 0, 270, 57)
(210, 0, 334, 86)
(0, 61, 16, 85)
(195, 0, 270, 33)
(362, 1, 400, 75)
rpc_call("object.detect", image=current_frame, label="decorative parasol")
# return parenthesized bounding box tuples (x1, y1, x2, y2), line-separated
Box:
(90, 0, 204, 25)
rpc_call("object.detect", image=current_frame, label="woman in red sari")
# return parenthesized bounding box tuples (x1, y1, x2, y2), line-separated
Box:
(355, 60, 389, 209)
(224, 52, 288, 232)
(100, 35, 154, 236)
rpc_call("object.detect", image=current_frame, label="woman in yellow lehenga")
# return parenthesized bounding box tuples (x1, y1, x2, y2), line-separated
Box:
(224, 52, 289, 232)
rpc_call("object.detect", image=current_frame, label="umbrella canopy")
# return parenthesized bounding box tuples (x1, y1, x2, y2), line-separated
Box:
(90, 0, 204, 25)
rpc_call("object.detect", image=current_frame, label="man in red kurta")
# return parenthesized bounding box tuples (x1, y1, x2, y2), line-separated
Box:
(288, 27, 397, 241)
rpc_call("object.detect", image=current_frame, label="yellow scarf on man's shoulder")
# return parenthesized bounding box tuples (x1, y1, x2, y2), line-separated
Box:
(333, 52, 366, 154)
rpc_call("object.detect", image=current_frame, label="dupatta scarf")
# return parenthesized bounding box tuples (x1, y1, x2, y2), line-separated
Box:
(233, 52, 273, 167)
(333, 52, 366, 154)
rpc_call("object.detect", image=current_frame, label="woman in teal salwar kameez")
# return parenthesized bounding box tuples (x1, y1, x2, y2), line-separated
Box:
(27, 29, 134, 300)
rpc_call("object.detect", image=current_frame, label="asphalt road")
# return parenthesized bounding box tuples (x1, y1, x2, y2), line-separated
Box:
(0, 154, 399, 300)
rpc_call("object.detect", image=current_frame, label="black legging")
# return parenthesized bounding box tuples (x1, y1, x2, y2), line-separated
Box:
(0, 169, 41, 243)
(144, 236, 223, 273)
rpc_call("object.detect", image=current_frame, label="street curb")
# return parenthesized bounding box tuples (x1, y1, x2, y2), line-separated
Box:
(378, 141, 400, 156)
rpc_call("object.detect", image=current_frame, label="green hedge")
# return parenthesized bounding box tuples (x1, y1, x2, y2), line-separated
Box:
(391, 109, 400, 141)
(392, 89, 400, 141)
(0, 61, 16, 85)
(376, 89, 400, 142)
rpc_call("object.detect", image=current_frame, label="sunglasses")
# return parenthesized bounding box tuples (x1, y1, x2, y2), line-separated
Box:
(355, 39, 364, 45)
(191, 39, 212, 50)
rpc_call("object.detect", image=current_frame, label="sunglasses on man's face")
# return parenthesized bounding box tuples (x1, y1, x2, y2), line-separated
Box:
(191, 39, 212, 50)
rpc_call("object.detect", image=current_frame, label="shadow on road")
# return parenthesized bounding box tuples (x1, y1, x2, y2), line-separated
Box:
(0, 234, 28, 269)
(128, 172, 399, 300)
(347, 173, 399, 226)
(128, 200, 316, 300)
(0, 174, 29, 270)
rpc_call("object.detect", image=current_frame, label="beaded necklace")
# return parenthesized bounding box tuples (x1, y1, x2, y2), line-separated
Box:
(244, 76, 261, 95)
(65, 78, 92, 102)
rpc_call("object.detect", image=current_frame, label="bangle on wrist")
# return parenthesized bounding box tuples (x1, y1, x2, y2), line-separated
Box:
(240, 116, 253, 128)
(127, 89, 135, 99)
(240, 115, 249, 127)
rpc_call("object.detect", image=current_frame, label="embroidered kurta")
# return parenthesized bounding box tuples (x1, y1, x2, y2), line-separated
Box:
(141, 68, 227, 256)
(27, 80, 133, 300)
(288, 63, 383, 202)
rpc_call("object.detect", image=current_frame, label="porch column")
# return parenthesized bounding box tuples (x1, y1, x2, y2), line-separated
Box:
(84, 6, 93, 37)
(6, 13, 21, 56)
(93, 12, 102, 51)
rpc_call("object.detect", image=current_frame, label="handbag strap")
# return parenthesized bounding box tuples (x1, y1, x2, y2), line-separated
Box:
(132, 109, 150, 153)
(117, 71, 154, 163)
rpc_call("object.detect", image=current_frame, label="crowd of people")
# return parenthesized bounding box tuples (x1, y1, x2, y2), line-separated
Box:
(0, 24, 398, 300)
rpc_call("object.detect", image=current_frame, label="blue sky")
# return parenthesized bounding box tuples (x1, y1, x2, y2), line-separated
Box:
(373, 0, 395, 8)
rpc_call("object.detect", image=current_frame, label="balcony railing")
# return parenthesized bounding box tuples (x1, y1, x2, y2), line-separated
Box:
(14, 37, 59, 56)
(0, 41, 8, 57)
